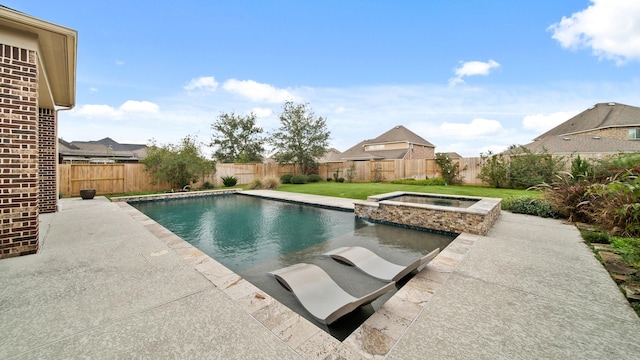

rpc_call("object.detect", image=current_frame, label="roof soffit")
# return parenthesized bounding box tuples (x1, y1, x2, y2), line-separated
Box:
(0, 7, 77, 108)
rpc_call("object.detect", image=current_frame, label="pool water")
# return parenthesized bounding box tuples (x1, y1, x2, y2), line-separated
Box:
(387, 194, 478, 208)
(131, 194, 454, 339)
(132, 194, 356, 272)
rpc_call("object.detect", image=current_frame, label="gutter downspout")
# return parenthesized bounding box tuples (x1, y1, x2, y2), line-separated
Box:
(55, 105, 74, 212)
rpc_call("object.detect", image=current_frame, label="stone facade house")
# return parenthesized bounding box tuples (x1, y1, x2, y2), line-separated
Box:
(339, 125, 436, 161)
(1, 7, 77, 258)
(522, 102, 640, 157)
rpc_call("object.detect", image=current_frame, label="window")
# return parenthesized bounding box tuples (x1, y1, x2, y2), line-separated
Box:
(629, 129, 640, 140)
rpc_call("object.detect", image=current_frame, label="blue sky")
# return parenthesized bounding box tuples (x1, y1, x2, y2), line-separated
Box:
(7, 0, 640, 156)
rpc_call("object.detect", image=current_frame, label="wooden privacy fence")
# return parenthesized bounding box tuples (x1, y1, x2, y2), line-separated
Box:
(317, 159, 484, 185)
(59, 159, 488, 197)
(59, 164, 171, 198)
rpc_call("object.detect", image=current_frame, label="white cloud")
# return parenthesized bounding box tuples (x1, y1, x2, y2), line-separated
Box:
(119, 100, 159, 113)
(449, 60, 501, 86)
(184, 76, 219, 92)
(522, 111, 579, 133)
(251, 107, 273, 117)
(89, 87, 98, 93)
(71, 100, 160, 120)
(115, 60, 125, 66)
(439, 118, 505, 138)
(548, 0, 640, 65)
(74, 104, 121, 119)
(222, 79, 300, 103)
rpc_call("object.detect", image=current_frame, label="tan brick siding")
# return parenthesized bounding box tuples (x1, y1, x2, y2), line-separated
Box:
(579, 127, 638, 140)
(0, 43, 39, 259)
(403, 144, 435, 160)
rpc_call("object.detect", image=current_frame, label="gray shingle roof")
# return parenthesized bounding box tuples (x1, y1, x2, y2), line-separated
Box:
(521, 102, 640, 155)
(535, 102, 640, 140)
(368, 125, 435, 147)
(58, 138, 147, 160)
(339, 126, 434, 160)
(523, 135, 640, 154)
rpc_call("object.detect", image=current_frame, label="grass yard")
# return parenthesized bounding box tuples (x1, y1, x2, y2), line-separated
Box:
(275, 182, 538, 201)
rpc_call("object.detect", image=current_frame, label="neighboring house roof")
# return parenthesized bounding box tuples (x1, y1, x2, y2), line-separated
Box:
(523, 135, 640, 154)
(58, 138, 147, 162)
(369, 125, 435, 146)
(535, 102, 640, 140)
(340, 125, 435, 161)
(0, 5, 77, 108)
(522, 102, 640, 154)
(318, 148, 343, 162)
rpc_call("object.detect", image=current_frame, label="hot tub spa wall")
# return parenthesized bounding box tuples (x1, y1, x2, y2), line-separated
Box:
(354, 196, 501, 235)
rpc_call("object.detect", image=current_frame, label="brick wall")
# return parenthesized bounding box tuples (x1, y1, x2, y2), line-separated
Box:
(579, 127, 634, 141)
(403, 144, 435, 160)
(0, 43, 39, 259)
(39, 108, 57, 213)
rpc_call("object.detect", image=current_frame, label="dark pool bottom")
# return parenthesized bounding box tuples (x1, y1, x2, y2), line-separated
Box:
(131, 194, 454, 340)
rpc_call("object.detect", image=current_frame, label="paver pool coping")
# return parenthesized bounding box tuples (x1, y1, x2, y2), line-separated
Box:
(113, 189, 478, 358)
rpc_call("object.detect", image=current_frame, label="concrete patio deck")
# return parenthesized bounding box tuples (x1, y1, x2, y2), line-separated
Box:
(1, 191, 639, 359)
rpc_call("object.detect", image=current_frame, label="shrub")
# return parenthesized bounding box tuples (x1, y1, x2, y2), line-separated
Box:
(502, 196, 562, 218)
(570, 155, 592, 181)
(247, 176, 281, 190)
(326, 177, 333, 182)
(307, 174, 323, 183)
(247, 178, 262, 190)
(478, 151, 509, 188)
(580, 230, 611, 244)
(290, 175, 308, 184)
(345, 163, 356, 183)
(202, 181, 214, 190)
(541, 153, 640, 237)
(539, 172, 591, 222)
(221, 175, 238, 187)
(337, 177, 345, 183)
(478, 146, 564, 189)
(507, 146, 564, 190)
(435, 152, 465, 185)
(261, 176, 281, 189)
(280, 174, 293, 184)
(332, 168, 341, 182)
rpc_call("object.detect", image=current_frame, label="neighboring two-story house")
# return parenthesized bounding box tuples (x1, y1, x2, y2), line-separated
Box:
(522, 102, 640, 157)
(339, 125, 436, 161)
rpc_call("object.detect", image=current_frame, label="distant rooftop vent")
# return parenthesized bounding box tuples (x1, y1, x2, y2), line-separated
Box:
(608, 102, 616, 106)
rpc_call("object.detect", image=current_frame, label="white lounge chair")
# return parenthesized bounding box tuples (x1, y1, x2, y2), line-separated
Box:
(324, 246, 440, 282)
(269, 263, 395, 325)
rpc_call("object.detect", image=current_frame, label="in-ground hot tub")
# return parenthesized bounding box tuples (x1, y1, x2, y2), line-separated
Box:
(354, 191, 501, 235)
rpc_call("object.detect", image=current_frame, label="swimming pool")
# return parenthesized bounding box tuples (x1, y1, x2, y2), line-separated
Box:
(130, 193, 454, 339)
(131, 194, 357, 272)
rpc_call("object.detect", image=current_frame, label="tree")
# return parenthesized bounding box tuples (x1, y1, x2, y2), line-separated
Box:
(142, 135, 215, 189)
(269, 101, 330, 174)
(210, 111, 265, 163)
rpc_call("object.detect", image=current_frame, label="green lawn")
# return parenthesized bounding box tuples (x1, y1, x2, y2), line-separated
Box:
(275, 182, 538, 201)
